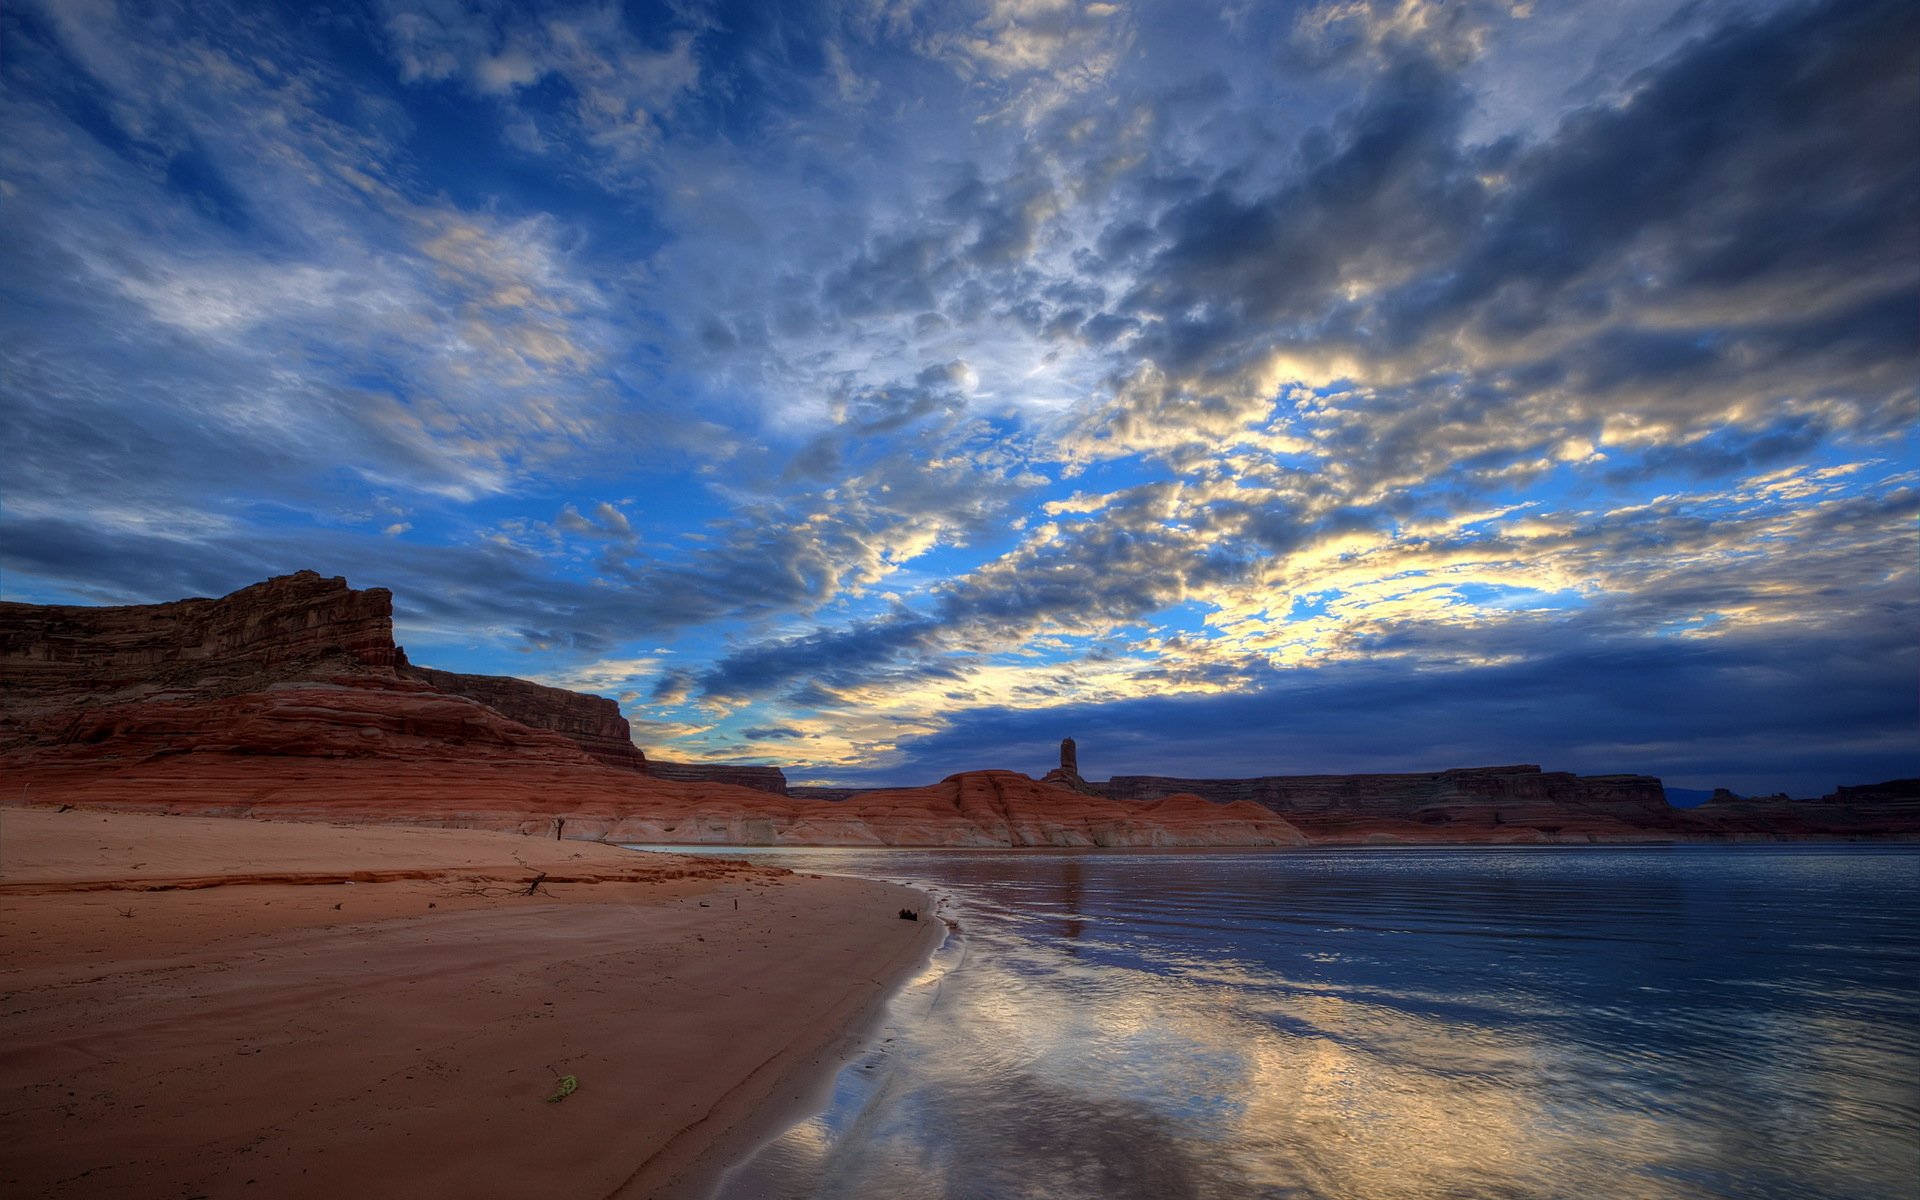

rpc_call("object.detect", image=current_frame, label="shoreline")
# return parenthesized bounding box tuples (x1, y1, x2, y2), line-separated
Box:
(0, 807, 938, 1199)
(641, 891, 949, 1200)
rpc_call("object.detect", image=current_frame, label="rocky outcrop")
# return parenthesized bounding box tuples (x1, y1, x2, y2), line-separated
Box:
(401, 664, 646, 773)
(1679, 779, 1920, 840)
(1103, 764, 1681, 843)
(2, 758, 1305, 848)
(9, 577, 1911, 846)
(646, 761, 790, 794)
(613, 771, 1308, 848)
(0, 575, 1297, 846)
(0, 572, 653, 778)
(1040, 735, 1107, 796)
(1, 571, 395, 702)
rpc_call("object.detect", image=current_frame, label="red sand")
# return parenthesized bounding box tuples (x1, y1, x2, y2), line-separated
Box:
(0, 807, 937, 1198)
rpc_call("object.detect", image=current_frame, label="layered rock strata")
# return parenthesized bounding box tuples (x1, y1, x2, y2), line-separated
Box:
(1103, 764, 1680, 843)
(0, 570, 396, 703)
(0, 572, 650, 775)
(401, 663, 647, 772)
(0, 574, 1298, 846)
(8, 575, 1911, 845)
(646, 761, 790, 794)
(1679, 779, 1920, 840)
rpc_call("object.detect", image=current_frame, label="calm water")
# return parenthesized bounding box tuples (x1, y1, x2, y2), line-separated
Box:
(643, 845, 1920, 1200)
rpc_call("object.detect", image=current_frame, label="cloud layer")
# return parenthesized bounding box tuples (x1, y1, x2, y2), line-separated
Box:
(3, 0, 1914, 795)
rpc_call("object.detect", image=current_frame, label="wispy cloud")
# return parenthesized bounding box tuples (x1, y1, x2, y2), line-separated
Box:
(2, 0, 1912, 792)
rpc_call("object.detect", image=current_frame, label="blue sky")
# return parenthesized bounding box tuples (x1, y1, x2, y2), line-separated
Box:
(3, 0, 1914, 795)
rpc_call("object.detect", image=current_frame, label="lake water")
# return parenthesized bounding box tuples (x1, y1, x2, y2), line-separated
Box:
(644, 845, 1920, 1200)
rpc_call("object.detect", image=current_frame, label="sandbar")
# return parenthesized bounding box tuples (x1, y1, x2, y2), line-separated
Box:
(0, 806, 936, 1198)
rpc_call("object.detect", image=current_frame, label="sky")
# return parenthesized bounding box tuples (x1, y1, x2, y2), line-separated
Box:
(2, 0, 1914, 796)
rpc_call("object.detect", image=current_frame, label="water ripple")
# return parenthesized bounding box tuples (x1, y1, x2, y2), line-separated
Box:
(682, 844, 1920, 1200)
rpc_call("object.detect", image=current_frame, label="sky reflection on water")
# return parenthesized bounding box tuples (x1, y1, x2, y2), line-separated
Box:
(675, 846, 1920, 1200)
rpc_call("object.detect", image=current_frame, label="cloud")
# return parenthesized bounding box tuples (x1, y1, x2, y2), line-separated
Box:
(377, 0, 704, 169)
(861, 612, 1919, 799)
(3, 0, 1911, 796)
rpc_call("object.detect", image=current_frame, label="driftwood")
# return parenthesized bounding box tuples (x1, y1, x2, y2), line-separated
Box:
(441, 872, 552, 900)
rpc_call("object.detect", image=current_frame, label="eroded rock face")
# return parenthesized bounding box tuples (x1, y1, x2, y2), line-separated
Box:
(402, 665, 646, 773)
(646, 761, 790, 794)
(824, 771, 1307, 848)
(1, 571, 395, 700)
(9, 576, 1908, 845)
(1680, 779, 1920, 840)
(1102, 764, 1682, 843)
(0, 572, 658, 778)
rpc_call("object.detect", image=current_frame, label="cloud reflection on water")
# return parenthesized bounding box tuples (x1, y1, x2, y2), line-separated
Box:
(714, 847, 1920, 1200)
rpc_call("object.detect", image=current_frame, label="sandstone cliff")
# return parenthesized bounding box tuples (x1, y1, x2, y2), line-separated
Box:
(0, 570, 396, 705)
(646, 761, 790, 794)
(1677, 779, 1920, 840)
(1102, 764, 1681, 843)
(7, 575, 1911, 846)
(0, 572, 650, 777)
(401, 663, 647, 773)
(0, 575, 1298, 847)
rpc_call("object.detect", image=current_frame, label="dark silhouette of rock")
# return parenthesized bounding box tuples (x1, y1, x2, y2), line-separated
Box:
(1040, 734, 1106, 796)
(646, 761, 790, 794)
(0, 571, 649, 774)
(5, 575, 1912, 845)
(401, 663, 646, 773)
(1100, 765, 1678, 842)
(1679, 779, 1920, 839)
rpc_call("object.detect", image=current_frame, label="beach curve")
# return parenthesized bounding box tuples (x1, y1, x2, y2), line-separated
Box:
(0, 806, 938, 1199)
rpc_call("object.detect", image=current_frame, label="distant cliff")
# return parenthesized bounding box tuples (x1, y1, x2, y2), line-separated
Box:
(5, 575, 1913, 845)
(1102, 765, 1676, 842)
(1091, 763, 1920, 842)
(0, 572, 645, 774)
(0, 570, 397, 702)
(1680, 779, 1920, 840)
(646, 761, 789, 794)
(0, 574, 1299, 847)
(402, 663, 646, 773)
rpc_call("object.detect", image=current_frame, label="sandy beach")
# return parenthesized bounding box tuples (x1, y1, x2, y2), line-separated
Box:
(0, 807, 937, 1199)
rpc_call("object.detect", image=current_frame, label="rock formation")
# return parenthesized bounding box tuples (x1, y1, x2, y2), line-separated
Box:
(1100, 764, 1679, 843)
(0, 575, 1304, 847)
(592, 770, 1306, 847)
(400, 662, 647, 773)
(5, 576, 1912, 846)
(1040, 734, 1108, 796)
(0, 572, 649, 775)
(1, 570, 397, 702)
(1677, 779, 1920, 840)
(646, 761, 790, 794)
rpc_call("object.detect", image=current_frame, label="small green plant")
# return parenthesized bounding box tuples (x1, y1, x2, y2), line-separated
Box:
(546, 1074, 578, 1104)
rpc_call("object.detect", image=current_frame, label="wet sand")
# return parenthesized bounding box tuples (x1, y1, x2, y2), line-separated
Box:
(0, 807, 937, 1198)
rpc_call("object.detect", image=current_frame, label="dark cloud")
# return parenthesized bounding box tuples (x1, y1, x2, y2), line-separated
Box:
(3, 0, 1912, 792)
(858, 615, 1919, 799)
(1129, 53, 1478, 351)
(742, 725, 807, 741)
(1091, 0, 1918, 484)
(697, 615, 946, 701)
